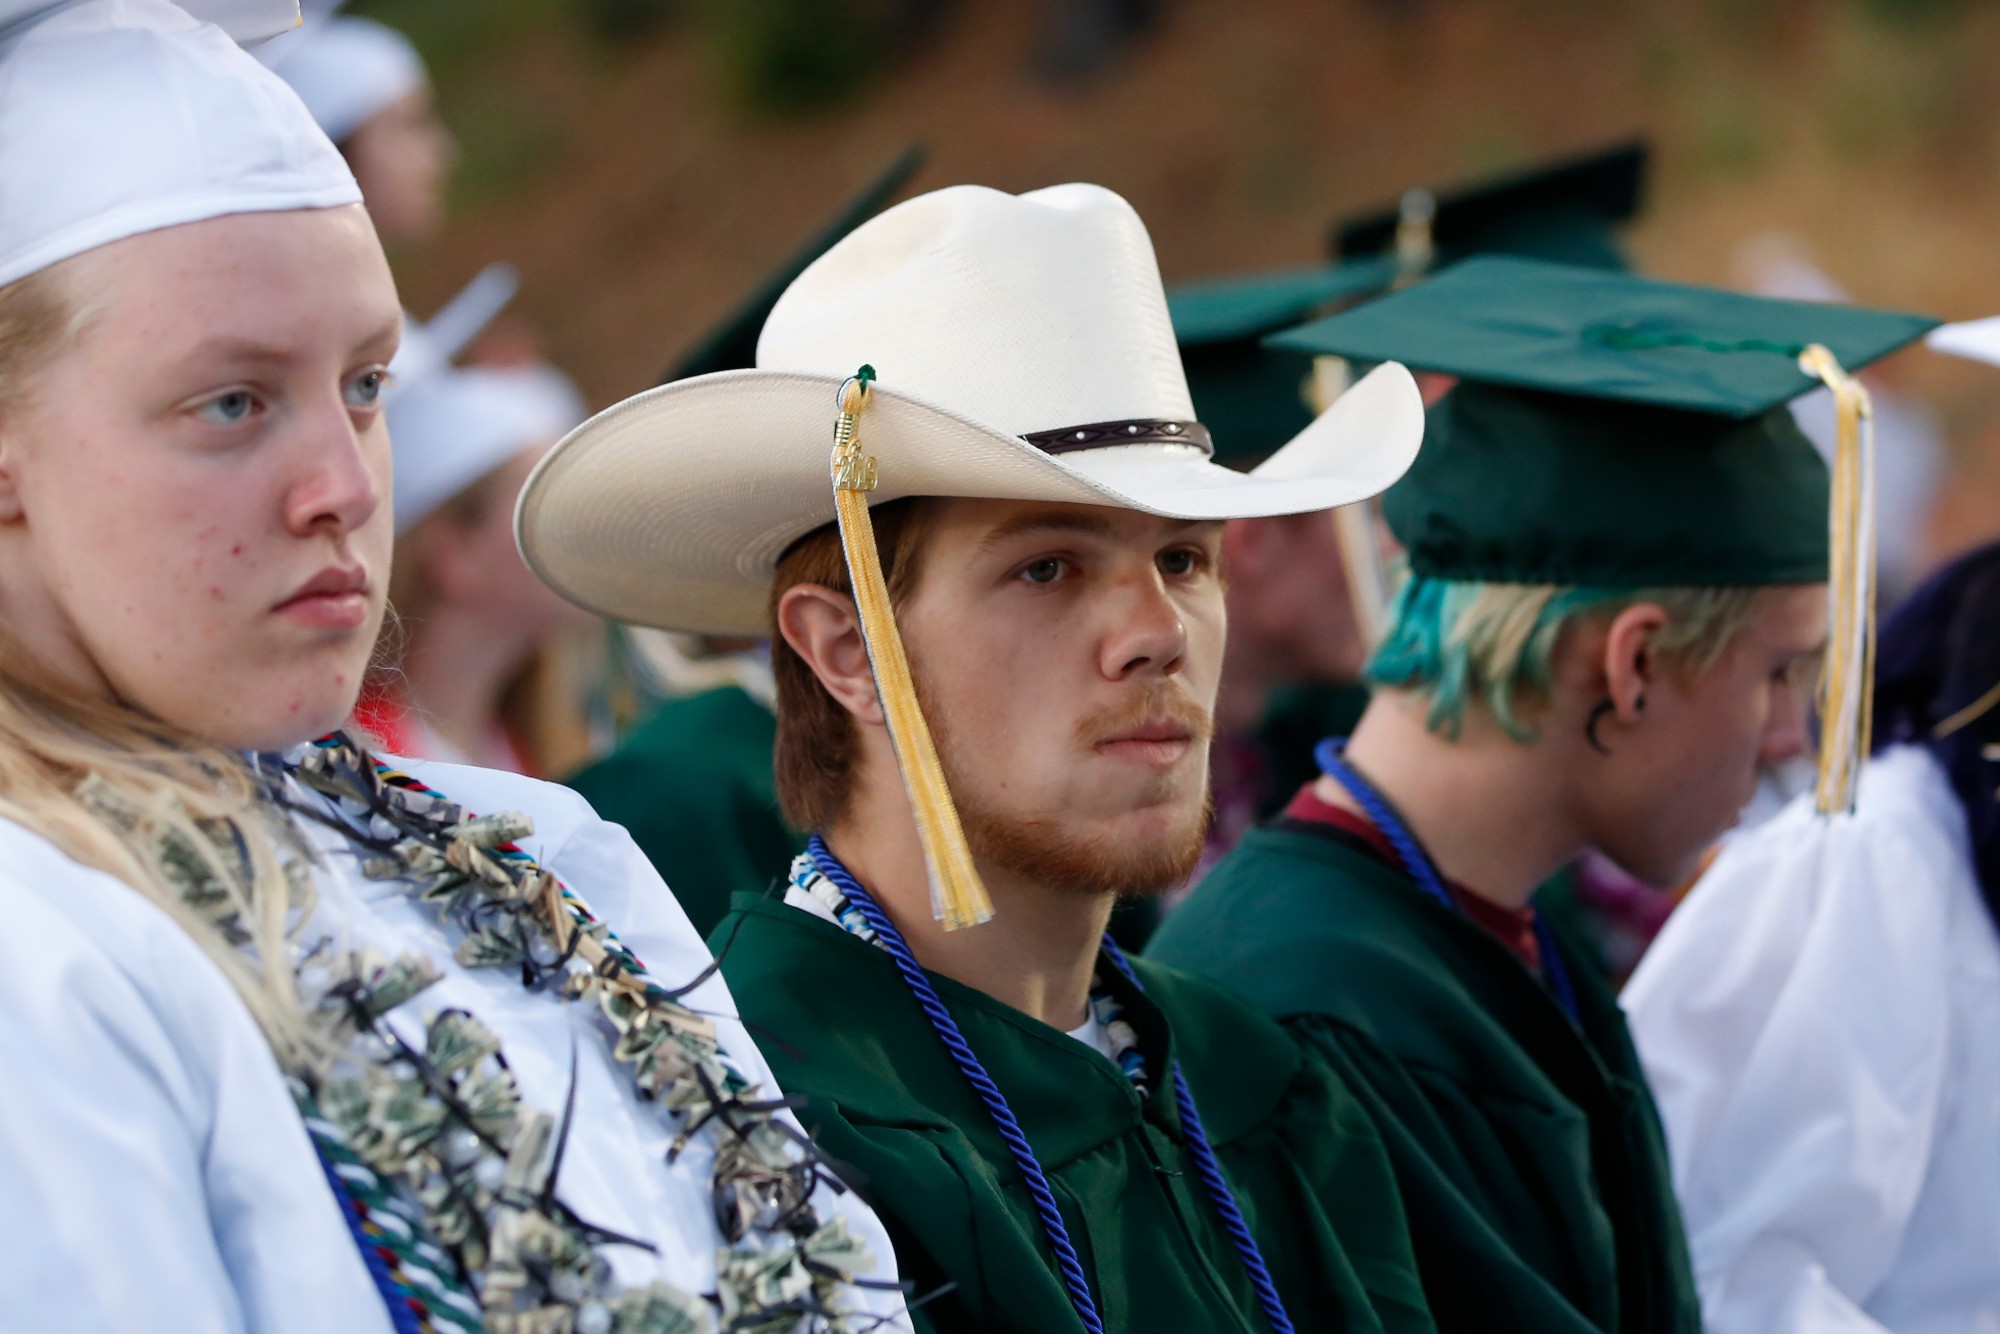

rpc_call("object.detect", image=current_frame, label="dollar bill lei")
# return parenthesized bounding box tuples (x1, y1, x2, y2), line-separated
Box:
(88, 732, 888, 1334)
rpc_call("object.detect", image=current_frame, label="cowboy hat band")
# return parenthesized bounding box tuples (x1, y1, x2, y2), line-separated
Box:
(516, 182, 1425, 636)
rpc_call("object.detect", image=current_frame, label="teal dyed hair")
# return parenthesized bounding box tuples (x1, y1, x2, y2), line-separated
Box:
(1366, 572, 1770, 741)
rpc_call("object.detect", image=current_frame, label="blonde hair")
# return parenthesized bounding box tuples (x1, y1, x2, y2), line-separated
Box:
(1367, 572, 1771, 740)
(0, 268, 319, 1067)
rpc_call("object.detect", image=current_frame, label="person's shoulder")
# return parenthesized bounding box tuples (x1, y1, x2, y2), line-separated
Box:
(607, 685, 774, 760)
(0, 811, 265, 1110)
(1689, 744, 1966, 926)
(1628, 745, 1976, 1025)
(1130, 955, 1310, 1142)
(1153, 826, 1447, 1013)
(0, 810, 198, 973)
(388, 754, 601, 856)
(1750, 744, 1959, 849)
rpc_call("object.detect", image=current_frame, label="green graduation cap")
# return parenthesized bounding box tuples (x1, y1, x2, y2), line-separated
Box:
(1332, 139, 1648, 274)
(659, 145, 925, 383)
(1169, 259, 1397, 465)
(1168, 142, 1650, 467)
(1272, 255, 1939, 814)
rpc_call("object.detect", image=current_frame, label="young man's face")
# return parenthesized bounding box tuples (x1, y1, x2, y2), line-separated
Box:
(897, 498, 1226, 898)
(1585, 583, 1827, 887)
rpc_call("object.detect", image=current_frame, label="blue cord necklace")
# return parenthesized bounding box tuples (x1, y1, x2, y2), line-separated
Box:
(804, 834, 1295, 1334)
(1312, 739, 1580, 1026)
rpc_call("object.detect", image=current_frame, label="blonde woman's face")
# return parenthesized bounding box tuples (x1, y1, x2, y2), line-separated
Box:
(0, 206, 400, 750)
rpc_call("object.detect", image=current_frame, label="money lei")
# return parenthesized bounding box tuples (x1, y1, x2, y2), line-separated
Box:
(89, 737, 883, 1334)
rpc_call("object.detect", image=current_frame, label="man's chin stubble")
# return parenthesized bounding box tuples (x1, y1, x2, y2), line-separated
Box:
(957, 797, 1211, 901)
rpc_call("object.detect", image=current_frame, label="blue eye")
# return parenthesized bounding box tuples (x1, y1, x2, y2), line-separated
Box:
(196, 390, 257, 426)
(1021, 557, 1066, 584)
(345, 369, 390, 409)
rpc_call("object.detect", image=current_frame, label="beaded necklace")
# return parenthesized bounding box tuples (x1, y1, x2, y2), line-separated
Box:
(795, 836, 1294, 1334)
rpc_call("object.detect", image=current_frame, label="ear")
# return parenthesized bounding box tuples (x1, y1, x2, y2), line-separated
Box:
(1599, 601, 1670, 724)
(775, 583, 885, 727)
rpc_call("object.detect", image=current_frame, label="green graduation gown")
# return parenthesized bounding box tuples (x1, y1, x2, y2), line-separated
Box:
(709, 893, 1434, 1334)
(1147, 824, 1699, 1334)
(565, 685, 802, 938)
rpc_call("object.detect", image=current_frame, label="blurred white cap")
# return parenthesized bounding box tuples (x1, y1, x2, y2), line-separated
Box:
(260, 13, 424, 144)
(0, 0, 358, 290)
(0, 0, 301, 41)
(1927, 317, 2000, 367)
(389, 365, 589, 534)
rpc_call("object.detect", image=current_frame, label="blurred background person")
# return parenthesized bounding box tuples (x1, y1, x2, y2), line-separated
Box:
(357, 366, 596, 774)
(261, 8, 454, 251)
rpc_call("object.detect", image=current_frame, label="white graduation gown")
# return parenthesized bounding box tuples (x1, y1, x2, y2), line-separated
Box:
(1625, 744, 2000, 1334)
(0, 755, 909, 1333)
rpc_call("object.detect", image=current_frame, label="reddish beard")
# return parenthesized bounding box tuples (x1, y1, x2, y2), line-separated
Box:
(925, 680, 1215, 900)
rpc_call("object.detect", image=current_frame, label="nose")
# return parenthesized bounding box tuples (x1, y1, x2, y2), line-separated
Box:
(284, 395, 386, 540)
(1759, 680, 1812, 766)
(1098, 568, 1188, 682)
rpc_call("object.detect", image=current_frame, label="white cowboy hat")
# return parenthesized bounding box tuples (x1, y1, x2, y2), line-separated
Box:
(516, 182, 1425, 636)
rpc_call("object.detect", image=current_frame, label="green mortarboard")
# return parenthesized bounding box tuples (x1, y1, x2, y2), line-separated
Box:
(659, 145, 925, 383)
(1269, 255, 1935, 426)
(1333, 139, 1647, 274)
(1169, 143, 1648, 466)
(1168, 259, 1397, 466)
(1272, 255, 1940, 814)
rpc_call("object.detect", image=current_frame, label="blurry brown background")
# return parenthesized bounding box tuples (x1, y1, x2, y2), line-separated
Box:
(367, 0, 2000, 563)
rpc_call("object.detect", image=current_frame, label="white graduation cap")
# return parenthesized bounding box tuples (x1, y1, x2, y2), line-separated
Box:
(1927, 317, 2000, 367)
(258, 10, 424, 144)
(0, 0, 300, 41)
(389, 364, 588, 535)
(0, 0, 357, 290)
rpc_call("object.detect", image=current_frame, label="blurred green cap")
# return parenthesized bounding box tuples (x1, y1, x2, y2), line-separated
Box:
(1270, 257, 1937, 587)
(1170, 142, 1650, 467)
(660, 146, 924, 383)
(1169, 258, 1398, 466)
(1333, 139, 1648, 273)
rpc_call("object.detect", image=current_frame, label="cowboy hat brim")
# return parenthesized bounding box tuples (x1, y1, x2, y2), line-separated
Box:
(515, 360, 1423, 636)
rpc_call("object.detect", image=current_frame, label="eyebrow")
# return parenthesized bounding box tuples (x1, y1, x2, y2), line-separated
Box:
(169, 317, 404, 374)
(974, 508, 1120, 551)
(972, 507, 1218, 555)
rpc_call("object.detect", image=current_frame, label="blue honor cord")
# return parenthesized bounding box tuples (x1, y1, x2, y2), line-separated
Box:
(1312, 739, 1580, 1026)
(804, 834, 1294, 1334)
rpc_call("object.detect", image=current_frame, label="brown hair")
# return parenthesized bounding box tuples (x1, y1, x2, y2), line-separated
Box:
(770, 497, 937, 832)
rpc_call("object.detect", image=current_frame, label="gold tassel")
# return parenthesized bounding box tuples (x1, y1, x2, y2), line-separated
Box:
(1797, 344, 1877, 816)
(828, 370, 994, 930)
(1392, 189, 1436, 289)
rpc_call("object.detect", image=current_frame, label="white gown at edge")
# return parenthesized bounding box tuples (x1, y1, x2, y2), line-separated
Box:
(0, 754, 909, 1333)
(1624, 744, 2000, 1334)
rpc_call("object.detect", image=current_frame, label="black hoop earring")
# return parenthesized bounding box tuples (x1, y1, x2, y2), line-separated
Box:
(1585, 699, 1615, 755)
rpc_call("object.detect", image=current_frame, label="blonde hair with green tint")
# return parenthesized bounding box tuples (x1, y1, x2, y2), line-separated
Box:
(1366, 571, 1770, 740)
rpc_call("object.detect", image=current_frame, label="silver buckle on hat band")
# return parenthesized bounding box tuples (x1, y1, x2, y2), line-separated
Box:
(1020, 418, 1214, 457)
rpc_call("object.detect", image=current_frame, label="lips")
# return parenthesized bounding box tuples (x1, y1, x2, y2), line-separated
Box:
(1094, 716, 1198, 767)
(273, 564, 371, 629)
